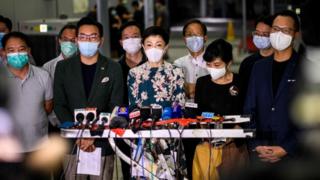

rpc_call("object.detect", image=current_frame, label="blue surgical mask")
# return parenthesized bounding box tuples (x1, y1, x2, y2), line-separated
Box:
(0, 32, 5, 49)
(7, 52, 29, 69)
(186, 36, 204, 53)
(253, 35, 271, 49)
(78, 41, 100, 57)
(60, 41, 77, 58)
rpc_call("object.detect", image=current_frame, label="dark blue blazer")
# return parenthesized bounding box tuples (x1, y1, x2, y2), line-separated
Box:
(244, 52, 299, 156)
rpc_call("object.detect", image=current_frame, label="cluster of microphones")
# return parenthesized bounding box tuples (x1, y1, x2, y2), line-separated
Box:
(59, 102, 206, 132)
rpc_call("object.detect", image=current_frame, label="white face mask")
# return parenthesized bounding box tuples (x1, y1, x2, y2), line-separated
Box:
(122, 38, 142, 54)
(253, 35, 271, 49)
(186, 36, 204, 53)
(145, 48, 164, 63)
(78, 41, 100, 57)
(270, 31, 293, 51)
(207, 66, 226, 81)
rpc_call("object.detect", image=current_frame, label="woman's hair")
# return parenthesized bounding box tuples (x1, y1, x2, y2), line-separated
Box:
(203, 38, 233, 64)
(142, 26, 169, 45)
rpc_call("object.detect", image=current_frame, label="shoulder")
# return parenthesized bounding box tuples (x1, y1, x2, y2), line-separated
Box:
(174, 55, 189, 66)
(165, 62, 183, 74)
(252, 56, 272, 69)
(196, 74, 211, 84)
(130, 62, 146, 75)
(30, 65, 51, 84)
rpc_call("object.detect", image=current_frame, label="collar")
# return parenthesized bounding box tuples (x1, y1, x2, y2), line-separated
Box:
(188, 50, 206, 68)
(7, 63, 33, 81)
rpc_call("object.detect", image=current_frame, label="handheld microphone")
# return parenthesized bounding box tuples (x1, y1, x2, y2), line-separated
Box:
(184, 102, 198, 118)
(151, 105, 162, 128)
(172, 103, 182, 118)
(109, 116, 128, 129)
(162, 107, 172, 120)
(138, 106, 150, 129)
(76, 113, 85, 124)
(117, 106, 129, 119)
(85, 112, 95, 127)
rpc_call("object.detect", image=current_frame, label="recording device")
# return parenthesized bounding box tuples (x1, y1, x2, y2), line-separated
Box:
(184, 102, 198, 118)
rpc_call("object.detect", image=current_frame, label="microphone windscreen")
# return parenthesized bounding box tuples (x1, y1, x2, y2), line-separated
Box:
(162, 107, 172, 120)
(76, 113, 85, 122)
(172, 103, 182, 118)
(86, 112, 95, 122)
(184, 102, 198, 118)
(109, 116, 128, 129)
(140, 106, 151, 121)
(151, 106, 162, 121)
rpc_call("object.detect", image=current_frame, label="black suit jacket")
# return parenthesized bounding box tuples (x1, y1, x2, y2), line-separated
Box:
(54, 54, 123, 155)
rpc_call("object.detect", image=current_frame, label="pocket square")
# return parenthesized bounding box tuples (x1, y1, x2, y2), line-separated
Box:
(101, 76, 109, 83)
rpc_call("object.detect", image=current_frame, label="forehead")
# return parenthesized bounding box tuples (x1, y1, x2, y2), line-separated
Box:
(185, 23, 204, 33)
(0, 22, 9, 32)
(273, 16, 295, 28)
(208, 57, 225, 64)
(144, 35, 165, 44)
(5, 37, 27, 48)
(78, 25, 99, 35)
(256, 22, 271, 31)
(122, 26, 141, 35)
(61, 28, 76, 37)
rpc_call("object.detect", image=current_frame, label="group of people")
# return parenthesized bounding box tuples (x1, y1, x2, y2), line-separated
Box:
(0, 0, 320, 179)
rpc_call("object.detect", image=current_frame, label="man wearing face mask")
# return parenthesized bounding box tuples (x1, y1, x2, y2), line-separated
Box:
(174, 19, 209, 101)
(42, 24, 77, 134)
(239, 15, 274, 103)
(54, 17, 123, 180)
(43, 24, 77, 79)
(0, 15, 13, 63)
(117, 21, 146, 180)
(118, 21, 146, 106)
(2, 31, 53, 179)
(244, 10, 300, 163)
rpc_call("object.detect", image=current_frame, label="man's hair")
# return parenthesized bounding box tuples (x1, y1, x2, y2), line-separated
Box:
(301, 0, 320, 46)
(203, 39, 233, 64)
(255, 15, 274, 27)
(142, 26, 169, 45)
(182, 19, 207, 37)
(0, 15, 13, 32)
(120, 21, 142, 37)
(58, 24, 77, 39)
(273, 10, 300, 32)
(77, 16, 103, 37)
(1, 31, 31, 48)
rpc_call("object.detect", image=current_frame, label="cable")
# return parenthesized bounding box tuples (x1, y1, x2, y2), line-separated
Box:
(59, 127, 82, 180)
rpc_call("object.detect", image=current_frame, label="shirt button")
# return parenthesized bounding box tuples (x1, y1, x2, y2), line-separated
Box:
(271, 107, 275, 111)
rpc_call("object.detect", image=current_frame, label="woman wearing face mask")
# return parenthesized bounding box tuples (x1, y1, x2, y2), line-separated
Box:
(193, 39, 248, 180)
(127, 26, 187, 179)
(128, 26, 185, 109)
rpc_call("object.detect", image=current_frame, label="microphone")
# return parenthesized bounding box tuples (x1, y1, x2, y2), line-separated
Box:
(117, 106, 129, 120)
(172, 103, 182, 118)
(85, 112, 95, 127)
(76, 113, 85, 124)
(130, 109, 141, 133)
(162, 107, 172, 120)
(151, 105, 162, 128)
(184, 102, 198, 118)
(138, 106, 151, 129)
(109, 116, 128, 129)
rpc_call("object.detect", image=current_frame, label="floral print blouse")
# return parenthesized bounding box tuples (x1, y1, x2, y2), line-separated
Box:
(128, 61, 185, 109)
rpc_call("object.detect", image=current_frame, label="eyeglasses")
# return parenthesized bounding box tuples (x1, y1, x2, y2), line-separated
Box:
(271, 26, 294, 35)
(78, 33, 100, 42)
(60, 37, 76, 43)
(252, 30, 270, 37)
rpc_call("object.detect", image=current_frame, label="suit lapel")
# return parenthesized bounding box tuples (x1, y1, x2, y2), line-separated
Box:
(88, 55, 107, 103)
(274, 54, 297, 101)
